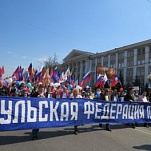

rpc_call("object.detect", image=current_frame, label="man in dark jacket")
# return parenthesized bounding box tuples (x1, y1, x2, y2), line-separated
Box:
(124, 87, 137, 128)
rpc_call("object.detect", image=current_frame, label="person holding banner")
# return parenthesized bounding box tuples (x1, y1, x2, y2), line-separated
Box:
(99, 88, 112, 131)
(111, 89, 120, 102)
(137, 91, 149, 103)
(70, 88, 82, 135)
(31, 84, 45, 140)
(124, 87, 137, 128)
(124, 87, 137, 102)
(104, 88, 112, 131)
(137, 91, 150, 128)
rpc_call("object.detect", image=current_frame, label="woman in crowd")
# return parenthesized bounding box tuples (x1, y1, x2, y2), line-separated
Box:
(70, 88, 82, 135)
(98, 88, 112, 131)
(137, 91, 150, 128)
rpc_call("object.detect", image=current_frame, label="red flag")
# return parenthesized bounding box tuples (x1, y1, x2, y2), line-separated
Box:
(41, 67, 46, 75)
(12, 66, 19, 80)
(1, 66, 5, 74)
(111, 76, 119, 87)
(79, 80, 84, 88)
(0, 66, 5, 79)
(0, 67, 2, 79)
(12, 66, 24, 81)
(28, 63, 35, 80)
(28, 63, 32, 75)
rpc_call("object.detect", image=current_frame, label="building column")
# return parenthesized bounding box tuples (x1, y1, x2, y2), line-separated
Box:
(115, 53, 118, 73)
(94, 58, 97, 84)
(124, 51, 127, 85)
(80, 61, 83, 82)
(86, 59, 90, 72)
(101, 56, 103, 66)
(133, 48, 137, 80)
(75, 62, 78, 80)
(108, 55, 110, 67)
(145, 46, 150, 84)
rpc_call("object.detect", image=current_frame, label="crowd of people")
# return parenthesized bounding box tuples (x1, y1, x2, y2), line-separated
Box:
(0, 79, 150, 140)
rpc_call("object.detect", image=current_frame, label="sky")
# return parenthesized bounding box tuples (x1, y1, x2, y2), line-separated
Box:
(0, 0, 151, 77)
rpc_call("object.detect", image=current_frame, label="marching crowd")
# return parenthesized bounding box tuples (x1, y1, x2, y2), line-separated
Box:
(0, 79, 150, 140)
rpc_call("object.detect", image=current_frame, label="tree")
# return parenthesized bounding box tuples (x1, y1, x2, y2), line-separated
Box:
(43, 53, 60, 68)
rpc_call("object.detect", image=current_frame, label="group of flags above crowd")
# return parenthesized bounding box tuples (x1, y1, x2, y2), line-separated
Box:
(0, 63, 120, 89)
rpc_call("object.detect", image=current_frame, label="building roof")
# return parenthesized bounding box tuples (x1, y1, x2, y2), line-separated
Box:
(63, 49, 94, 62)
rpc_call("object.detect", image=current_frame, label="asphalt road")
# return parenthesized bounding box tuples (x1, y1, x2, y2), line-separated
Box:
(0, 124, 151, 151)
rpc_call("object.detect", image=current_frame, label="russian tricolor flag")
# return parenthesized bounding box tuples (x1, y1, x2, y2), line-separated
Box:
(52, 67, 60, 83)
(83, 70, 92, 82)
(95, 74, 103, 87)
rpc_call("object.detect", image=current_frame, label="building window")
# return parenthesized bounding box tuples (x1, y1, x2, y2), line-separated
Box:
(138, 47, 145, 55)
(111, 64, 115, 68)
(142, 47, 145, 54)
(149, 66, 151, 73)
(141, 70, 144, 76)
(92, 64, 95, 71)
(119, 52, 124, 59)
(92, 59, 95, 64)
(110, 54, 116, 61)
(142, 60, 145, 64)
(97, 58, 101, 63)
(127, 50, 134, 57)
(127, 60, 134, 67)
(127, 69, 133, 76)
(103, 56, 108, 62)
(137, 67, 145, 76)
(118, 63, 121, 68)
(149, 46, 151, 53)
